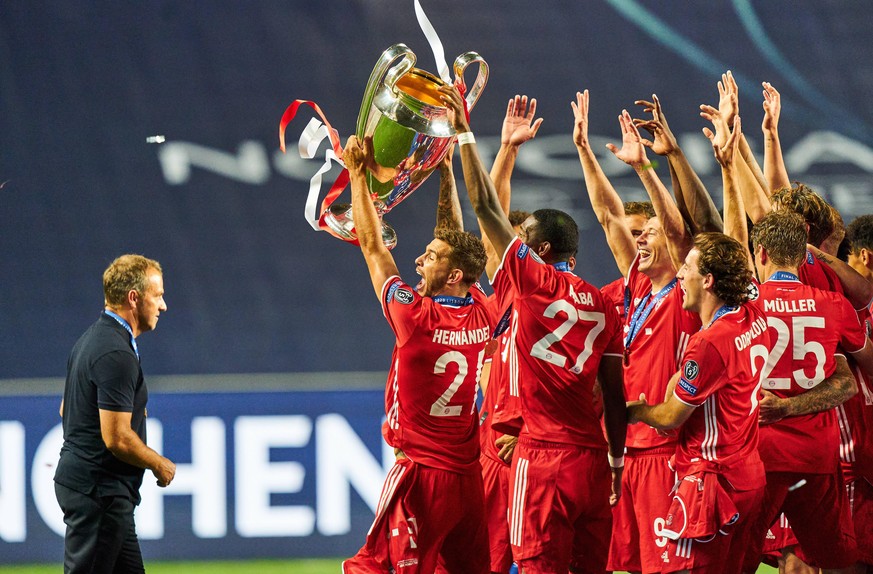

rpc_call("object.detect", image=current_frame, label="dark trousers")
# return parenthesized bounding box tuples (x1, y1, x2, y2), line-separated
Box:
(55, 482, 145, 574)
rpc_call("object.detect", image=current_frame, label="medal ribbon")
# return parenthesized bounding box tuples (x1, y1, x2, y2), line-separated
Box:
(768, 271, 799, 281)
(624, 278, 677, 349)
(432, 294, 473, 307)
(706, 304, 738, 330)
(104, 310, 139, 361)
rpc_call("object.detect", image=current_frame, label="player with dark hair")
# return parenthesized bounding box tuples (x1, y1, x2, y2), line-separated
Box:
(574, 89, 703, 573)
(341, 134, 497, 574)
(440, 83, 627, 573)
(627, 232, 769, 573)
(842, 213, 873, 573)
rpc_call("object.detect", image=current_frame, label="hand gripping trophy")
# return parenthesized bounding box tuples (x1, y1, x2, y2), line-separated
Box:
(280, 42, 488, 249)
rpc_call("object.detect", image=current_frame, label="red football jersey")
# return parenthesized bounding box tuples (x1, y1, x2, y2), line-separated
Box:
(673, 303, 770, 489)
(380, 276, 497, 473)
(752, 276, 867, 474)
(840, 303, 873, 482)
(624, 255, 701, 449)
(491, 238, 623, 447)
(600, 277, 625, 319)
(487, 305, 524, 437)
(799, 249, 844, 294)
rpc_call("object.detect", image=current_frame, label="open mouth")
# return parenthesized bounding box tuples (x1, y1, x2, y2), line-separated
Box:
(638, 249, 652, 262)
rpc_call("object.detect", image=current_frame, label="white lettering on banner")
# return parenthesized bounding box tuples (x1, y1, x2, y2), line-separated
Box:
(786, 131, 873, 172)
(315, 414, 391, 535)
(158, 141, 270, 185)
(139, 417, 226, 539)
(158, 134, 873, 219)
(0, 421, 26, 542)
(31, 424, 64, 536)
(2, 412, 394, 544)
(136, 419, 164, 538)
(234, 415, 315, 537)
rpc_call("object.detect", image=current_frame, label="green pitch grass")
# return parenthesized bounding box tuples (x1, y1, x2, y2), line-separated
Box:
(0, 560, 780, 573)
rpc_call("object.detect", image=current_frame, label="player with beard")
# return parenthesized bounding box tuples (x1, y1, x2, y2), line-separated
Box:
(627, 232, 769, 573)
(440, 84, 627, 573)
(341, 135, 497, 574)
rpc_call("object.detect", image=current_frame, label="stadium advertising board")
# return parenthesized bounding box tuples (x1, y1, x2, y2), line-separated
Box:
(0, 389, 390, 563)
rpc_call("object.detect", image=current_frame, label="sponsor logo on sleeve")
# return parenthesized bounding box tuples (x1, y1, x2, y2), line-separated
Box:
(394, 288, 414, 304)
(386, 282, 400, 303)
(678, 379, 698, 396)
(517, 244, 529, 259)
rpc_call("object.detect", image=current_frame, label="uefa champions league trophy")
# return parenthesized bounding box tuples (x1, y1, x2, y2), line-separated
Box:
(323, 44, 488, 248)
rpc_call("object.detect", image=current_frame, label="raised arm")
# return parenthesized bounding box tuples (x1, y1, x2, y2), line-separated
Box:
(572, 90, 637, 276)
(761, 81, 791, 194)
(704, 115, 752, 268)
(435, 143, 463, 231)
(634, 94, 723, 234)
(481, 95, 543, 279)
(704, 71, 770, 222)
(806, 245, 873, 310)
(345, 135, 401, 298)
(607, 109, 693, 269)
(438, 85, 516, 256)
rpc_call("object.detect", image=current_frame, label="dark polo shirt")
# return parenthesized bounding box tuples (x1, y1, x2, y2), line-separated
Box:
(54, 313, 148, 504)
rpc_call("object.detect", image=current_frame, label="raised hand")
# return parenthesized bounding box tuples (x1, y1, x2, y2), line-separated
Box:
(761, 81, 781, 134)
(571, 90, 592, 150)
(437, 84, 471, 134)
(606, 110, 649, 168)
(502, 94, 543, 146)
(342, 135, 367, 173)
(704, 116, 742, 168)
(633, 94, 678, 156)
(718, 70, 739, 127)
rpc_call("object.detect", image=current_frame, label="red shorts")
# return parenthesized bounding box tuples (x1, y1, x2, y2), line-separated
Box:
(343, 458, 489, 574)
(660, 477, 763, 573)
(607, 447, 675, 573)
(743, 471, 858, 570)
(509, 437, 611, 574)
(848, 478, 873, 565)
(481, 453, 512, 573)
(760, 513, 799, 567)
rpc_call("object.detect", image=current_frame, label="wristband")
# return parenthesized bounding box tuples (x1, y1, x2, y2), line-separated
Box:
(608, 453, 624, 468)
(456, 132, 476, 146)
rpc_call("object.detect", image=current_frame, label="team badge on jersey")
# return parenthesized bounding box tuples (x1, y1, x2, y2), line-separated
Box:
(746, 281, 759, 301)
(683, 360, 699, 381)
(394, 288, 414, 304)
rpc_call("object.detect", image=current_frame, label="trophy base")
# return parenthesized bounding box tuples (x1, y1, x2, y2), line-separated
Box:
(323, 203, 398, 250)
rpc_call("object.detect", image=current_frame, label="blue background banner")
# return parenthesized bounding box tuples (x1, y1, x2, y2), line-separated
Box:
(2, 1, 873, 380)
(0, 387, 389, 563)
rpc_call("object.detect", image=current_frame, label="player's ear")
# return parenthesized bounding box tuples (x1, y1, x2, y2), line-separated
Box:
(447, 268, 464, 285)
(863, 248, 873, 270)
(537, 241, 551, 259)
(702, 273, 715, 290)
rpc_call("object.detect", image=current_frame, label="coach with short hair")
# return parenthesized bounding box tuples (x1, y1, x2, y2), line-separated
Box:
(54, 254, 175, 574)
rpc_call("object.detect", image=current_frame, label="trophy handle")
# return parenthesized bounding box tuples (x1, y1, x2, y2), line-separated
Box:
(453, 52, 489, 112)
(356, 44, 417, 138)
